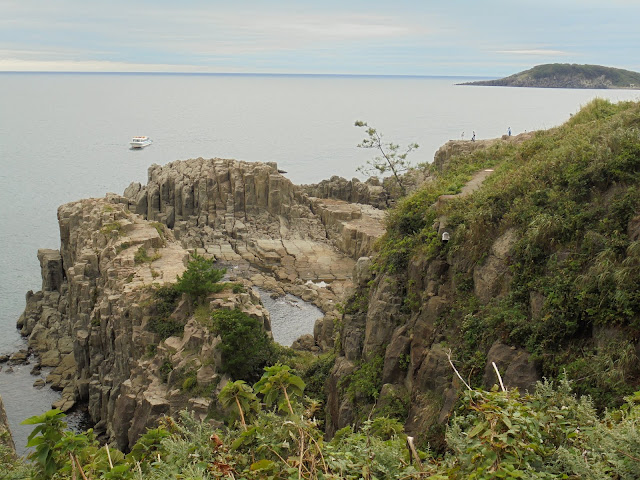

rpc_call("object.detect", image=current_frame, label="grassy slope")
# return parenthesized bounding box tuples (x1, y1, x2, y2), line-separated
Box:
(379, 98, 640, 407)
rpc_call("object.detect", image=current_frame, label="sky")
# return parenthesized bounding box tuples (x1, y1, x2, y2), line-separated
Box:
(1, 0, 639, 77)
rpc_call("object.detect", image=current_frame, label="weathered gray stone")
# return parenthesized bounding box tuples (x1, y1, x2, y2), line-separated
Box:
(196, 365, 217, 387)
(413, 344, 452, 396)
(381, 326, 411, 385)
(291, 334, 319, 352)
(483, 341, 540, 393)
(473, 229, 517, 304)
(37, 249, 64, 292)
(0, 394, 15, 454)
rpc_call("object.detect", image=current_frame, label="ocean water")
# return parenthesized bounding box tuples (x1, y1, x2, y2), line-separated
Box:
(0, 72, 638, 453)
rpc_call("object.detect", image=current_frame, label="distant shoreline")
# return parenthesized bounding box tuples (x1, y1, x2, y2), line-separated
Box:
(460, 63, 640, 90)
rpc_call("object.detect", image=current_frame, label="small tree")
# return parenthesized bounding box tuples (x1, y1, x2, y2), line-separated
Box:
(254, 364, 306, 416)
(175, 252, 226, 303)
(355, 120, 418, 196)
(218, 380, 260, 430)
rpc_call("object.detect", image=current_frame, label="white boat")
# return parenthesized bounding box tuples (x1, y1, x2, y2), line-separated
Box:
(130, 136, 152, 149)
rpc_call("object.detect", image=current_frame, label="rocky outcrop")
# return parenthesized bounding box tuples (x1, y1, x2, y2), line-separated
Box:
(0, 394, 15, 455)
(302, 176, 387, 209)
(123, 158, 385, 282)
(18, 158, 388, 450)
(18, 194, 277, 450)
(122, 158, 388, 352)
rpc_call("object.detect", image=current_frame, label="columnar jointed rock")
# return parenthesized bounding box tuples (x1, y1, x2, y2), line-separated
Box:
(19, 158, 388, 450)
(123, 158, 388, 319)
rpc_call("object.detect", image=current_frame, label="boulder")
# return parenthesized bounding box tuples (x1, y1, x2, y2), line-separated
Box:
(291, 334, 319, 352)
(483, 341, 540, 393)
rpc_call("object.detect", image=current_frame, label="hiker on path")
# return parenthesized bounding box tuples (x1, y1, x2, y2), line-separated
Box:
(471, 131, 476, 142)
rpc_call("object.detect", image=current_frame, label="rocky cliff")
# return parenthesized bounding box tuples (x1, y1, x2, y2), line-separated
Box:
(323, 100, 640, 448)
(17, 158, 388, 450)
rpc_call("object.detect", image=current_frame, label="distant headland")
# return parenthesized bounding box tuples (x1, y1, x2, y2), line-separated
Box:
(460, 63, 640, 89)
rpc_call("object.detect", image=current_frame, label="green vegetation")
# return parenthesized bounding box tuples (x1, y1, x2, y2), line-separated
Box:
(205, 308, 277, 383)
(100, 221, 123, 237)
(146, 284, 183, 340)
(174, 252, 226, 303)
(8, 375, 640, 479)
(133, 246, 161, 264)
(377, 139, 513, 273)
(218, 380, 260, 429)
(115, 241, 131, 254)
(376, 98, 640, 408)
(341, 354, 384, 404)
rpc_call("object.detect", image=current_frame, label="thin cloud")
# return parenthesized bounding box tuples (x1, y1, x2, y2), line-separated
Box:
(495, 49, 570, 56)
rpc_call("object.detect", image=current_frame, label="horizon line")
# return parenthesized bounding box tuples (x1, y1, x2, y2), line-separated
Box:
(0, 70, 494, 79)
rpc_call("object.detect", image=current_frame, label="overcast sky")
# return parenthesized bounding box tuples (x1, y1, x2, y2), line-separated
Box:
(1, 0, 638, 77)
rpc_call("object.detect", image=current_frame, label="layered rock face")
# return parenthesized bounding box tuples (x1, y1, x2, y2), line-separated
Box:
(18, 158, 387, 450)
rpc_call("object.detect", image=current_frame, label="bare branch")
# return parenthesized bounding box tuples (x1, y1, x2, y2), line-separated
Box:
(447, 349, 472, 391)
(492, 362, 507, 392)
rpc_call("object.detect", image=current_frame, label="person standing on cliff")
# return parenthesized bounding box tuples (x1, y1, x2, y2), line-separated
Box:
(508, 126, 511, 136)
(471, 131, 476, 142)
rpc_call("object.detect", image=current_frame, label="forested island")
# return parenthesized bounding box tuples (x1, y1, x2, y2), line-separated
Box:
(2, 98, 640, 479)
(461, 63, 640, 89)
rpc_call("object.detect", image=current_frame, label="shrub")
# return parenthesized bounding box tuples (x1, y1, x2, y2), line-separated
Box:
(148, 317, 184, 341)
(208, 308, 276, 383)
(153, 284, 181, 316)
(175, 252, 226, 302)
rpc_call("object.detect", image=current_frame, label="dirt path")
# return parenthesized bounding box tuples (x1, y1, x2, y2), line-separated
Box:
(459, 169, 495, 197)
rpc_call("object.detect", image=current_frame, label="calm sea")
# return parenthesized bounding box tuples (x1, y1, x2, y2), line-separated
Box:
(1, 72, 638, 453)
